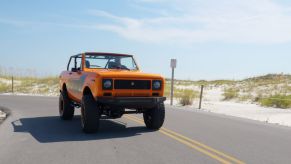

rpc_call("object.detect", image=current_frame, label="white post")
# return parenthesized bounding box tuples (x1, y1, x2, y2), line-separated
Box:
(170, 59, 177, 106)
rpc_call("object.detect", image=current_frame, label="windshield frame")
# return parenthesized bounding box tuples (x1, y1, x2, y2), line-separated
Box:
(83, 53, 139, 71)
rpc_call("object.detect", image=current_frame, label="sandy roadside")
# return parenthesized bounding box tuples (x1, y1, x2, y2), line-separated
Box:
(165, 100, 291, 128)
(201, 101, 291, 127)
(165, 87, 291, 128)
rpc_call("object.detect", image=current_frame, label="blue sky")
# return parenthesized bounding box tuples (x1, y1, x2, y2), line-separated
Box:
(1, 0, 291, 80)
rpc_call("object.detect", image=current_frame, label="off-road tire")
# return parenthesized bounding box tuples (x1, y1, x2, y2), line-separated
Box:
(143, 102, 165, 130)
(81, 94, 100, 133)
(59, 91, 74, 120)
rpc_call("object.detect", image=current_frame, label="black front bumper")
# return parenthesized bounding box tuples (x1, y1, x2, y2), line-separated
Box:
(96, 97, 166, 108)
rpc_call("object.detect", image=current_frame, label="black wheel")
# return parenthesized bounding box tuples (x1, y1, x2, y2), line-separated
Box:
(59, 91, 74, 120)
(143, 102, 165, 130)
(81, 94, 100, 133)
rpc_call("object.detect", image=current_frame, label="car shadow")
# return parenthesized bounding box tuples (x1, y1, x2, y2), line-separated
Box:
(11, 116, 152, 143)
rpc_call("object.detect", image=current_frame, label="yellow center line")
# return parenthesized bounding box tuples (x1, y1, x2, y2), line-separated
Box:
(124, 115, 245, 164)
(160, 128, 245, 164)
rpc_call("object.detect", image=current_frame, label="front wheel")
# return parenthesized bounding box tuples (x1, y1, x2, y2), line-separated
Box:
(81, 94, 100, 133)
(143, 103, 165, 130)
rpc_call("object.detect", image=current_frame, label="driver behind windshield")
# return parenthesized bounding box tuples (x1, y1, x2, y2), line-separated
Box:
(108, 57, 128, 70)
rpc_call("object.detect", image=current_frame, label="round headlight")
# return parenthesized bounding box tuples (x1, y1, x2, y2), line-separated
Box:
(153, 81, 161, 89)
(103, 80, 112, 88)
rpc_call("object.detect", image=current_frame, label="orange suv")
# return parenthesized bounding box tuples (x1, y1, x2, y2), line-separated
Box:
(59, 52, 166, 133)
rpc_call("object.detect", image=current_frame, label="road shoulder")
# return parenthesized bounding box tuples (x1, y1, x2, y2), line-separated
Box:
(166, 100, 291, 128)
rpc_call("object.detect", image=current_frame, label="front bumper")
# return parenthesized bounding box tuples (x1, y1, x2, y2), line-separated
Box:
(96, 97, 166, 108)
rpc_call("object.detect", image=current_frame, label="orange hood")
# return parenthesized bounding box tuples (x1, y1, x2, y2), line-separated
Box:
(88, 69, 163, 79)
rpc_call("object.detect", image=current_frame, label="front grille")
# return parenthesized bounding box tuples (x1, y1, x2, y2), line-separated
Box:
(114, 80, 151, 90)
(115, 93, 150, 97)
(115, 93, 132, 97)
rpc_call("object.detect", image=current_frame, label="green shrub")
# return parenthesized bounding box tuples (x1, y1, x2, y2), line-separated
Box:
(0, 75, 59, 95)
(238, 94, 253, 102)
(164, 83, 171, 98)
(223, 88, 239, 100)
(0, 83, 10, 93)
(254, 93, 263, 102)
(178, 89, 198, 106)
(259, 95, 291, 109)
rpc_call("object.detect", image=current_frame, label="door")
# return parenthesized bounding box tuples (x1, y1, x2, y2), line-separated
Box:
(67, 56, 83, 101)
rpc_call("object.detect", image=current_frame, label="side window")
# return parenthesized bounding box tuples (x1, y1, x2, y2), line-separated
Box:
(68, 57, 75, 71)
(76, 57, 82, 70)
(67, 56, 82, 71)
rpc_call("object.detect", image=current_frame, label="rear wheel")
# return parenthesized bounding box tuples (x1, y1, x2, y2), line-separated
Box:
(81, 94, 100, 133)
(143, 102, 165, 130)
(59, 91, 74, 120)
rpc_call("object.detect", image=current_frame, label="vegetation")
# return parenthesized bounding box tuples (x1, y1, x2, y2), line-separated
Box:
(238, 94, 253, 102)
(223, 88, 239, 100)
(178, 89, 198, 106)
(259, 95, 291, 109)
(165, 74, 291, 108)
(164, 82, 199, 105)
(0, 83, 10, 93)
(0, 76, 59, 96)
(2, 71, 291, 109)
(165, 78, 236, 87)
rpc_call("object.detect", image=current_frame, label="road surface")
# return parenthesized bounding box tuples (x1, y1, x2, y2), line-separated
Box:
(1, 95, 291, 164)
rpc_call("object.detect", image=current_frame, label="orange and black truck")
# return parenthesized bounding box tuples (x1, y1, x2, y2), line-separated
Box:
(59, 52, 166, 133)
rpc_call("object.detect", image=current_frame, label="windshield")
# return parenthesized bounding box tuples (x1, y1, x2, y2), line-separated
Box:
(85, 55, 138, 70)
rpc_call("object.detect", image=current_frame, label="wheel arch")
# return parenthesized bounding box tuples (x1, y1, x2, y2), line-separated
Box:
(61, 83, 68, 93)
(83, 86, 93, 96)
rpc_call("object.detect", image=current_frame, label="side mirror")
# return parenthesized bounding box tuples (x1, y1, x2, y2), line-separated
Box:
(71, 68, 78, 72)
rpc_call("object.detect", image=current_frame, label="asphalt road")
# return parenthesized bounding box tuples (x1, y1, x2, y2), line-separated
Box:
(1, 95, 291, 164)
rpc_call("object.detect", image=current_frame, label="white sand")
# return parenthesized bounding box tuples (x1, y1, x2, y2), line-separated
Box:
(0, 78, 12, 85)
(165, 86, 291, 127)
(202, 101, 291, 127)
(166, 99, 291, 127)
(0, 78, 21, 85)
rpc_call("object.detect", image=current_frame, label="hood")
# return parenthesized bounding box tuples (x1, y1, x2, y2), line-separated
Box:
(89, 69, 163, 79)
